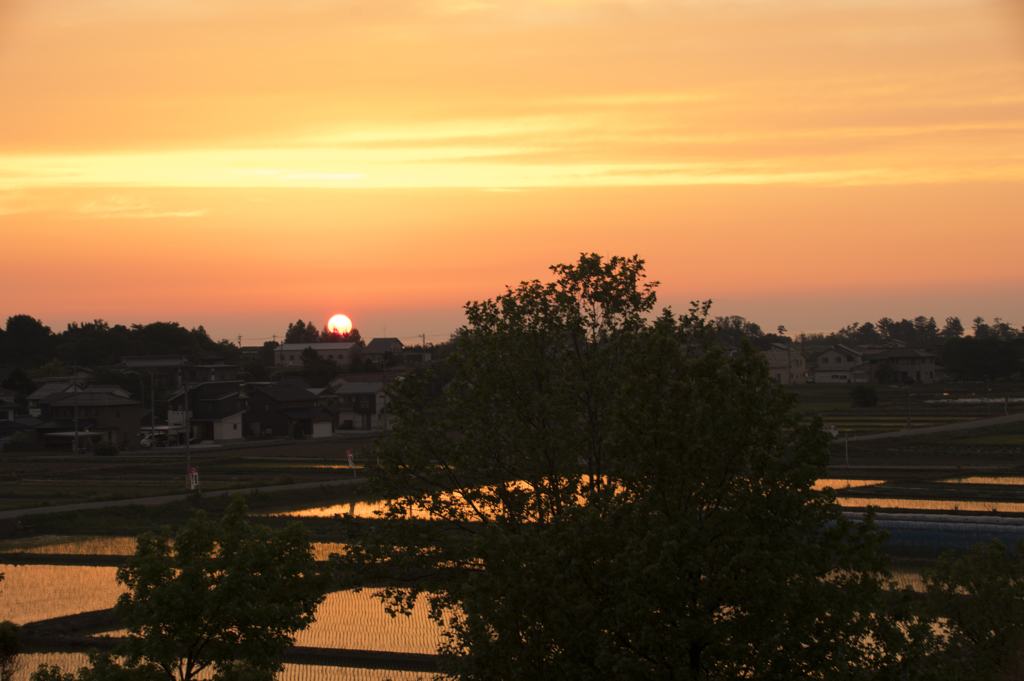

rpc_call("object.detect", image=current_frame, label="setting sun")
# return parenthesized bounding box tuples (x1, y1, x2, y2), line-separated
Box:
(328, 314, 352, 336)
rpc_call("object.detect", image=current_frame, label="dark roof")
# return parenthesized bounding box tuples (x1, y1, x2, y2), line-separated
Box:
(824, 344, 862, 360)
(328, 370, 405, 390)
(363, 338, 404, 354)
(276, 343, 356, 352)
(869, 348, 936, 360)
(336, 382, 384, 395)
(0, 387, 16, 396)
(280, 407, 332, 421)
(50, 393, 141, 407)
(0, 366, 23, 381)
(255, 386, 319, 403)
(118, 356, 188, 367)
(278, 376, 311, 389)
(197, 390, 241, 402)
(190, 410, 247, 423)
(28, 383, 76, 401)
(0, 416, 42, 432)
(84, 385, 131, 397)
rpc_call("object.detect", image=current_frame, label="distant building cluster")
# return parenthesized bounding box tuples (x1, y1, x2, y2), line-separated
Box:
(0, 336, 420, 452)
(811, 342, 940, 385)
(0, 333, 947, 452)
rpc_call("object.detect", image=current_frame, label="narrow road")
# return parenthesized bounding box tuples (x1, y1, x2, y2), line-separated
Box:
(0, 477, 366, 520)
(847, 411, 1024, 442)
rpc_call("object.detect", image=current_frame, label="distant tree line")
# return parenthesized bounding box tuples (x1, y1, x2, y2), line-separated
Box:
(283, 319, 363, 346)
(0, 315, 239, 371)
(5, 309, 1020, 389)
(712, 313, 1024, 382)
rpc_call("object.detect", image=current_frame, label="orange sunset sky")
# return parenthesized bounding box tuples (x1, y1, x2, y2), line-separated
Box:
(1, 0, 1022, 346)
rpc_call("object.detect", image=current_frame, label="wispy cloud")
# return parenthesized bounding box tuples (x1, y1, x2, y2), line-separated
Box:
(77, 196, 206, 218)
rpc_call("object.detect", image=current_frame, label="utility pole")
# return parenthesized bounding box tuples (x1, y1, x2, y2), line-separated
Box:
(150, 370, 156, 450)
(183, 381, 192, 490)
(907, 389, 912, 429)
(381, 359, 387, 431)
(72, 364, 79, 454)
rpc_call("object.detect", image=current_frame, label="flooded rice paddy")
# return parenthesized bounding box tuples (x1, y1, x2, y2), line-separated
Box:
(0, 536, 349, 562)
(836, 497, 1024, 513)
(939, 477, 1024, 486)
(814, 480, 886, 491)
(278, 480, 890, 519)
(4, 471, 1021, 678)
(13, 653, 432, 681)
(1, 565, 125, 624)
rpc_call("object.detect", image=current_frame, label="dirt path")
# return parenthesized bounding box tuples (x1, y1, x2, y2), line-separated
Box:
(847, 411, 1024, 442)
(0, 477, 366, 520)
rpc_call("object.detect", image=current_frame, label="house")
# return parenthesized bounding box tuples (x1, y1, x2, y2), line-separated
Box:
(333, 381, 388, 430)
(168, 381, 247, 443)
(32, 366, 95, 384)
(327, 369, 407, 393)
(0, 387, 16, 404)
(273, 343, 357, 368)
(814, 344, 941, 384)
(27, 382, 80, 416)
(0, 415, 43, 450)
(244, 386, 334, 439)
(813, 345, 868, 384)
(240, 346, 264, 361)
(30, 383, 133, 417)
(107, 355, 238, 384)
(764, 344, 807, 385)
(44, 392, 142, 449)
(866, 347, 941, 385)
(361, 338, 404, 364)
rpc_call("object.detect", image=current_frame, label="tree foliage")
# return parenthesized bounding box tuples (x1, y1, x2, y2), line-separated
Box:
(0, 317, 240, 370)
(32, 496, 327, 681)
(940, 336, 1023, 380)
(0, 572, 20, 681)
(342, 254, 926, 680)
(284, 320, 321, 344)
(712, 315, 792, 350)
(925, 541, 1024, 679)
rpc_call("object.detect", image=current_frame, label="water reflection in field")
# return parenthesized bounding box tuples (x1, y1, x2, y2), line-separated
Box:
(0, 564, 125, 624)
(13, 653, 434, 681)
(0, 536, 348, 562)
(837, 497, 1024, 513)
(0, 559, 440, 654)
(296, 590, 442, 653)
(939, 477, 1024, 486)
(98, 592, 444, 654)
(276, 502, 426, 520)
(813, 480, 885, 491)
(0, 536, 137, 556)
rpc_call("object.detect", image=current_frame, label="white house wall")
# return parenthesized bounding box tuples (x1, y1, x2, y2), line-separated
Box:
(213, 412, 244, 441)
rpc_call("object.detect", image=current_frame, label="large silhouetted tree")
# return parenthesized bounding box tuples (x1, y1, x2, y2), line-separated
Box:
(342, 254, 930, 680)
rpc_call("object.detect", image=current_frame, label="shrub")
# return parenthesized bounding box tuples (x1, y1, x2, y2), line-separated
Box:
(0, 619, 21, 680)
(851, 385, 879, 407)
(93, 442, 119, 457)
